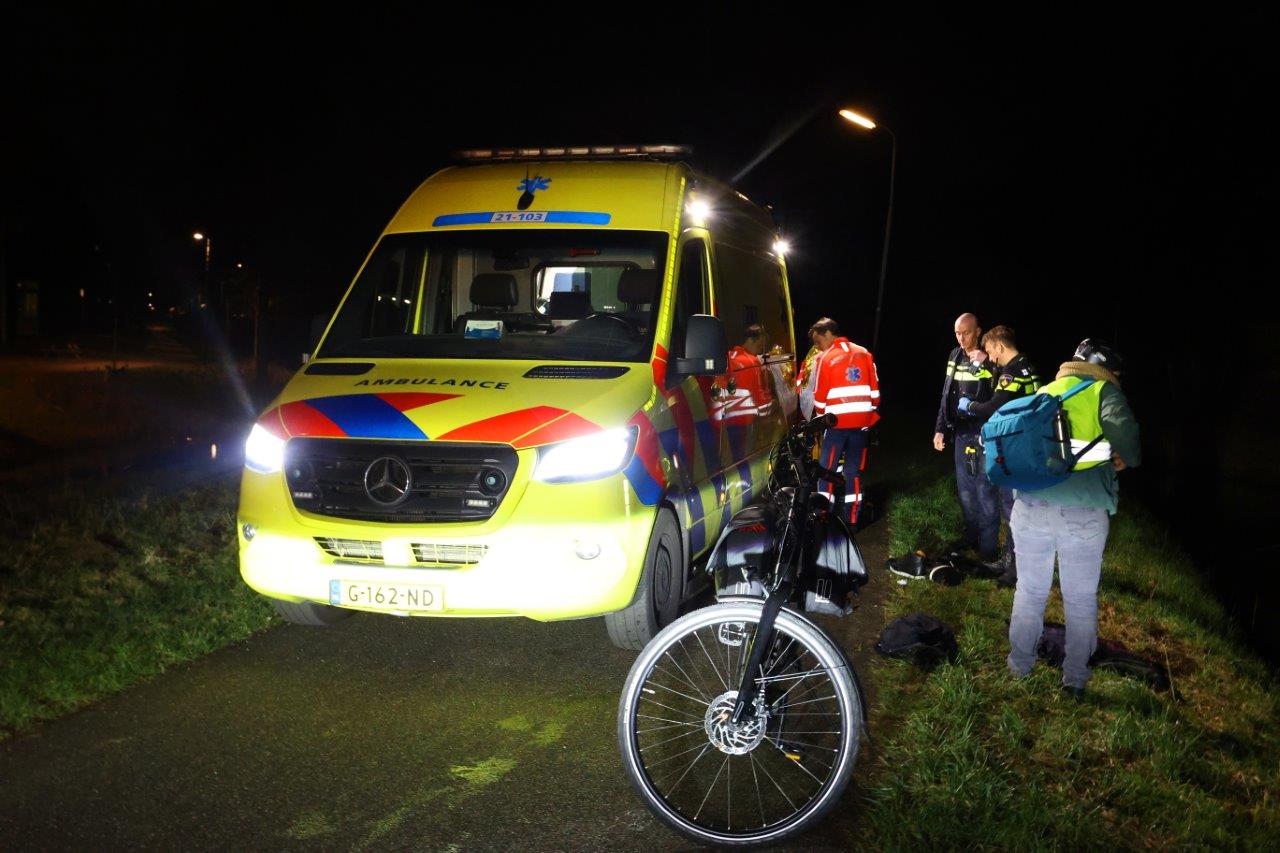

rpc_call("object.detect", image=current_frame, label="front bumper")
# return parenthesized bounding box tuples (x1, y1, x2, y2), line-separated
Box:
(237, 452, 656, 621)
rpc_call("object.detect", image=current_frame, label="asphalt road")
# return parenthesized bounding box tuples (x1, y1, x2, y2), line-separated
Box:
(0, 585, 890, 851)
(0, 435, 921, 851)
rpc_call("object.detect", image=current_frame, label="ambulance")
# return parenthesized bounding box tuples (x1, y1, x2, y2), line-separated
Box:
(237, 145, 798, 648)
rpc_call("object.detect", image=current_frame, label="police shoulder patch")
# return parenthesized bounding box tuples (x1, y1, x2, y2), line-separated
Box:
(998, 374, 1013, 389)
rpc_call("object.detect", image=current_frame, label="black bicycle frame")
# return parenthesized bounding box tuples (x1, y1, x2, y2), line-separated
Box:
(727, 429, 819, 725)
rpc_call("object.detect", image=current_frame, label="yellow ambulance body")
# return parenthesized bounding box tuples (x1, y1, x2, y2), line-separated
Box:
(237, 148, 797, 647)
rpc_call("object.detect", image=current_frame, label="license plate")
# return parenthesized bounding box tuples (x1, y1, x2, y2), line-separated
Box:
(330, 580, 444, 611)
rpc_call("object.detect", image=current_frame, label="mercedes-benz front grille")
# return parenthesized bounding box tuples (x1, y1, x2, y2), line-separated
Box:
(285, 438, 519, 523)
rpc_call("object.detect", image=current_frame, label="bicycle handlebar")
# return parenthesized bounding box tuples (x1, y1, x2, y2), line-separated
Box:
(791, 413, 836, 438)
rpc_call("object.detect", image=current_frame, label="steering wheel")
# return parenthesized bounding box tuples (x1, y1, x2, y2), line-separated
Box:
(578, 313, 638, 334)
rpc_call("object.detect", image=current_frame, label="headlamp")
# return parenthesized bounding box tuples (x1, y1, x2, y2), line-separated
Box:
(244, 423, 286, 474)
(533, 427, 638, 483)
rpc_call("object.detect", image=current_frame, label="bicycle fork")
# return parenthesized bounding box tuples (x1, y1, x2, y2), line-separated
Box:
(727, 581, 793, 726)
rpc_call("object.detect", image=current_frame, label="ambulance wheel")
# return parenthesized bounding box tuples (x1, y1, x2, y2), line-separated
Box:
(606, 509, 684, 650)
(273, 598, 354, 627)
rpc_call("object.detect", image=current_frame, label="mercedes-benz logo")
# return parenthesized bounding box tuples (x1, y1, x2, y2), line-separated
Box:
(364, 456, 412, 506)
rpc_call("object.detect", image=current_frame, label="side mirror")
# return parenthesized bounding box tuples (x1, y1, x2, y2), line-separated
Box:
(672, 314, 727, 376)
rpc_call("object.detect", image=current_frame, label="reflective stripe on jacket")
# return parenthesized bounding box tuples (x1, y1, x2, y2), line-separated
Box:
(814, 337, 880, 429)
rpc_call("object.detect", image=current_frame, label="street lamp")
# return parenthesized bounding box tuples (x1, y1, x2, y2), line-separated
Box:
(839, 109, 896, 355)
(193, 231, 211, 306)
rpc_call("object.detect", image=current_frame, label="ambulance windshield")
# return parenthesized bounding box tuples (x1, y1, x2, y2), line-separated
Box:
(318, 230, 667, 363)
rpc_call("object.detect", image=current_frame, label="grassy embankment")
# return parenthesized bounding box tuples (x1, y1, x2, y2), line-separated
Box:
(861, 476, 1280, 847)
(0, 476, 275, 738)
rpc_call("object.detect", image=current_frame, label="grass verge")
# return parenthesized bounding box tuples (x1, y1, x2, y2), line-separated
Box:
(0, 475, 276, 738)
(862, 476, 1280, 847)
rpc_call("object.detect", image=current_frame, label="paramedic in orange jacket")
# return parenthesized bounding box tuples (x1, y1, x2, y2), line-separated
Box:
(807, 317, 881, 525)
(720, 324, 773, 458)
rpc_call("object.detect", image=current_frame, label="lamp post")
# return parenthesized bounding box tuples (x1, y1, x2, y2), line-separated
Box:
(193, 231, 211, 307)
(839, 109, 896, 355)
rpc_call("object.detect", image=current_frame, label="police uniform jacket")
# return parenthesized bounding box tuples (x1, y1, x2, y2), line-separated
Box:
(934, 345, 995, 436)
(966, 353, 1040, 420)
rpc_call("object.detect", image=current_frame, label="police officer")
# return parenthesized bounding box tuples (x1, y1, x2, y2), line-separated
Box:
(964, 325, 1040, 586)
(808, 317, 880, 525)
(1007, 339, 1140, 698)
(933, 313, 1000, 559)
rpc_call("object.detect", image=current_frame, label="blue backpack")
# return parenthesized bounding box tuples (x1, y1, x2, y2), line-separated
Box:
(981, 379, 1103, 490)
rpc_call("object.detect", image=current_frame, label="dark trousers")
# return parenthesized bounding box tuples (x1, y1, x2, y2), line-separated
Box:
(1000, 486, 1017, 555)
(954, 431, 1001, 557)
(820, 427, 868, 524)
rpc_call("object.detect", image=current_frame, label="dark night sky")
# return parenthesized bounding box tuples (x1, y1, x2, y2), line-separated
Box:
(5, 8, 1280, 646)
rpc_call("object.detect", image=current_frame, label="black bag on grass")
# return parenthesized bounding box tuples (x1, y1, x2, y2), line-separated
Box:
(1036, 622, 1171, 691)
(875, 613, 959, 668)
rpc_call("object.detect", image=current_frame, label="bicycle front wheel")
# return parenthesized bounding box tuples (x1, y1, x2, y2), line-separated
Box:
(618, 602, 861, 847)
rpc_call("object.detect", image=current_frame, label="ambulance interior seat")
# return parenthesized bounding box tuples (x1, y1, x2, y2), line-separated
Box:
(545, 290, 592, 327)
(454, 273, 551, 334)
(617, 268, 658, 332)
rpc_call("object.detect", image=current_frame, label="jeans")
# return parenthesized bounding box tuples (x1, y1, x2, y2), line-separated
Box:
(954, 431, 1001, 557)
(1007, 497, 1110, 689)
(820, 427, 868, 524)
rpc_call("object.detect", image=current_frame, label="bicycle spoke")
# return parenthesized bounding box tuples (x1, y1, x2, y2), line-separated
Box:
(645, 739, 711, 769)
(755, 667, 832, 684)
(774, 664, 829, 706)
(639, 728, 705, 752)
(762, 636, 796, 677)
(657, 654, 710, 702)
(678, 634, 717, 698)
(646, 678, 711, 707)
(693, 755, 729, 821)
(637, 697, 703, 722)
(750, 747, 797, 813)
(694, 628, 730, 692)
(772, 694, 838, 711)
(770, 738, 839, 753)
(726, 752, 732, 830)
(750, 745, 766, 828)
(636, 714, 702, 728)
(658, 743, 711, 796)
(636, 720, 702, 734)
(767, 737, 829, 786)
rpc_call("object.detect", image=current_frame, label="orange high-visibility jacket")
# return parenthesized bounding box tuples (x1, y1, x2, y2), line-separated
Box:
(714, 345, 773, 424)
(814, 337, 881, 429)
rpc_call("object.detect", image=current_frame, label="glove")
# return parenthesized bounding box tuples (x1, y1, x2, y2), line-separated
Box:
(957, 397, 973, 414)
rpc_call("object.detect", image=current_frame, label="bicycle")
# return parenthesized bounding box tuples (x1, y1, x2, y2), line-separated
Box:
(617, 413, 870, 846)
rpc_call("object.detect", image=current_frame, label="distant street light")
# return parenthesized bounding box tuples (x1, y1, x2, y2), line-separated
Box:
(839, 108, 897, 355)
(193, 231, 212, 306)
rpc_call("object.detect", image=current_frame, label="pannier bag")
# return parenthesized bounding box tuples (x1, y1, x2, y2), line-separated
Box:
(708, 497, 867, 615)
(981, 379, 1103, 490)
(802, 501, 868, 615)
(706, 503, 778, 601)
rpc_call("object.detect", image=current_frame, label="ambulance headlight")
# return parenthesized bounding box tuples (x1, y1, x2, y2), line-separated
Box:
(534, 427, 637, 483)
(244, 424, 286, 474)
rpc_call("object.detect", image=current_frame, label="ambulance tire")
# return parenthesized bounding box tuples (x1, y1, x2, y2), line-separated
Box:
(273, 598, 354, 627)
(606, 509, 684, 650)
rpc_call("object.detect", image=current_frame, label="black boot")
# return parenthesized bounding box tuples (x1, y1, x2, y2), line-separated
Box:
(995, 547, 1017, 588)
